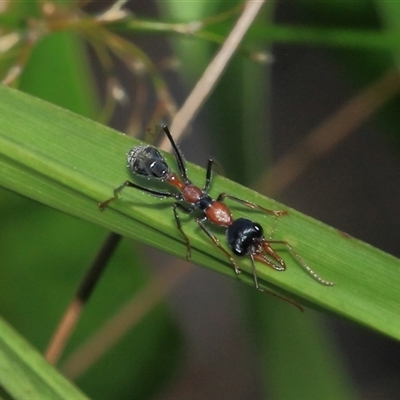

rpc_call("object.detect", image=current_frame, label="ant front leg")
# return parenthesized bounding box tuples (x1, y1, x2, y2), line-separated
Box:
(249, 253, 262, 290)
(216, 193, 287, 217)
(99, 181, 181, 210)
(196, 218, 242, 275)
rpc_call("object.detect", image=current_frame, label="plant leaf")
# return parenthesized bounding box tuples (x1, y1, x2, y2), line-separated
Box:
(0, 317, 88, 400)
(0, 85, 400, 340)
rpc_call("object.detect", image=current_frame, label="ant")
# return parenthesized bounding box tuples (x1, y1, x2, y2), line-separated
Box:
(99, 125, 334, 294)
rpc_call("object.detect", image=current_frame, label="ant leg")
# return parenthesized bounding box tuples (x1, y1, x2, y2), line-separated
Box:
(262, 290, 304, 312)
(203, 158, 225, 191)
(171, 203, 194, 260)
(216, 193, 287, 217)
(196, 218, 242, 275)
(99, 180, 181, 210)
(245, 253, 303, 311)
(161, 125, 190, 184)
(249, 253, 261, 289)
(203, 159, 214, 191)
(266, 240, 335, 286)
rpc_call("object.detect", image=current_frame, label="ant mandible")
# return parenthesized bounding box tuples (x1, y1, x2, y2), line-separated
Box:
(99, 125, 334, 291)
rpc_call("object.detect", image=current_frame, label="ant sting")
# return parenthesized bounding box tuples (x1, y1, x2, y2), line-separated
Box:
(99, 125, 334, 296)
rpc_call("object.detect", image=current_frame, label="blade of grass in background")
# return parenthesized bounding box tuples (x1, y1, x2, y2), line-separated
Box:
(19, 31, 98, 117)
(159, 2, 358, 400)
(1, 2, 400, 398)
(1, 31, 400, 337)
(287, 0, 400, 148)
(376, 1, 400, 68)
(1, 26, 182, 399)
(0, 316, 89, 400)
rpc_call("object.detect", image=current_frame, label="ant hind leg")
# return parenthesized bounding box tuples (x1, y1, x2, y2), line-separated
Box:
(99, 181, 181, 210)
(203, 158, 225, 192)
(99, 180, 135, 210)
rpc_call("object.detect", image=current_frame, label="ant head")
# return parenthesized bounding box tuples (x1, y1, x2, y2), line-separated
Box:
(127, 145, 170, 180)
(226, 218, 264, 256)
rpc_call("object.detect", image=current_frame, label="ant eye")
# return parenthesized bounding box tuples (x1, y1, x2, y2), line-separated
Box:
(254, 223, 263, 234)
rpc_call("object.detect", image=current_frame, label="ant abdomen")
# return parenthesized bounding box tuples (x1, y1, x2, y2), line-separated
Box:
(226, 218, 264, 256)
(127, 145, 170, 179)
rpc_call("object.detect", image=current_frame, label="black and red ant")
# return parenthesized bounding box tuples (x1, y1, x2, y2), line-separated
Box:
(99, 125, 334, 291)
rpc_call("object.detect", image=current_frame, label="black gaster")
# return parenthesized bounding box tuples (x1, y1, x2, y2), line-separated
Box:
(128, 146, 170, 179)
(226, 218, 264, 256)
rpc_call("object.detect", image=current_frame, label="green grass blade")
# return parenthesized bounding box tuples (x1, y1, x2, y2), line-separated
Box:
(0, 187, 182, 399)
(0, 317, 88, 400)
(376, 0, 400, 68)
(117, 16, 400, 52)
(1, 27, 181, 398)
(19, 31, 98, 118)
(1, 85, 400, 340)
(245, 24, 400, 51)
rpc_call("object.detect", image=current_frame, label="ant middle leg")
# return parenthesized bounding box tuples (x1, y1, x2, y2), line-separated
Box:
(172, 203, 194, 261)
(216, 193, 287, 217)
